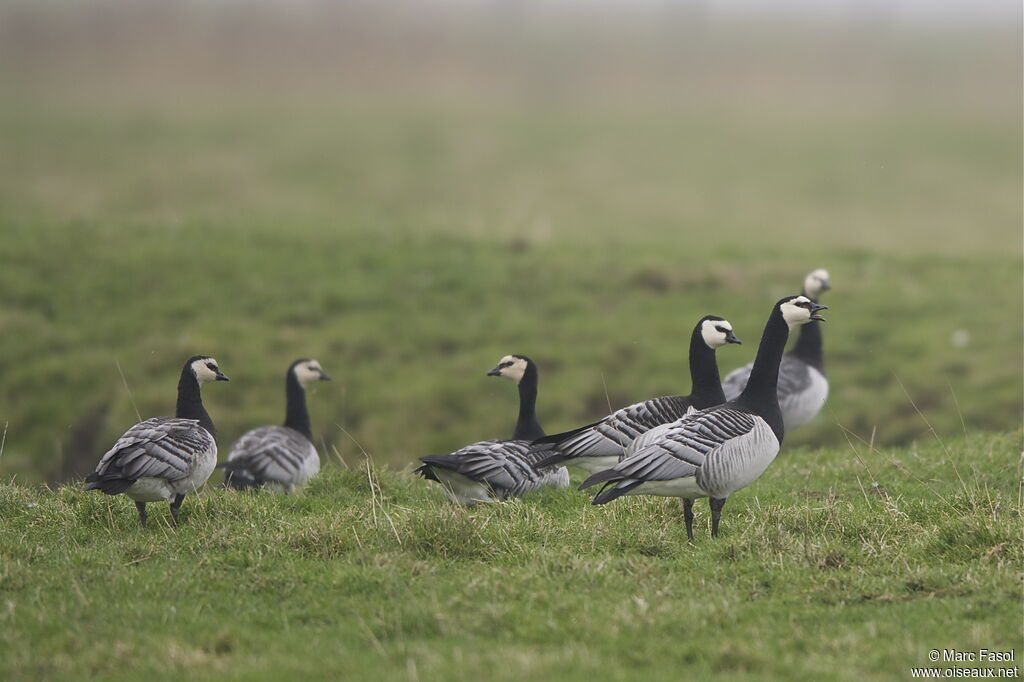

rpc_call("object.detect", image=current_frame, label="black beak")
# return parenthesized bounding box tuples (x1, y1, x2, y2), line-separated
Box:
(487, 366, 502, 377)
(725, 331, 742, 345)
(820, 281, 831, 292)
(215, 370, 230, 382)
(318, 372, 332, 381)
(810, 303, 828, 322)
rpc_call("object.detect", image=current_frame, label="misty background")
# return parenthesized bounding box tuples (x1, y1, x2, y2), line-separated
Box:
(0, 0, 1020, 484)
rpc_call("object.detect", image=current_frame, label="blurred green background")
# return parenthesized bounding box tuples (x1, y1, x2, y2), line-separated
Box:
(0, 1, 1020, 485)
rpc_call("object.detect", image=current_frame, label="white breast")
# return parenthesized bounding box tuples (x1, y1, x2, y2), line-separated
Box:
(126, 478, 174, 503)
(170, 441, 218, 496)
(698, 418, 780, 498)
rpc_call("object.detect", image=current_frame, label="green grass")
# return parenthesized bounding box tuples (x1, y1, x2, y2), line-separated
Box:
(0, 217, 1020, 483)
(1, 430, 1020, 681)
(0, 9, 1020, 678)
(0, 14, 1020, 484)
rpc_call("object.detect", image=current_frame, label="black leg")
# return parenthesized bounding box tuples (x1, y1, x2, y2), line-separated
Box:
(135, 501, 148, 528)
(169, 494, 186, 526)
(682, 498, 695, 541)
(709, 497, 727, 538)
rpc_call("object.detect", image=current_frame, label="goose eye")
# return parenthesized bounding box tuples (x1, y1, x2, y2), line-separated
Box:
(715, 326, 727, 333)
(206, 363, 217, 371)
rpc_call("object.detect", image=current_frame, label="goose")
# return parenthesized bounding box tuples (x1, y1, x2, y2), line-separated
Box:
(221, 358, 331, 493)
(85, 355, 229, 527)
(721, 269, 831, 430)
(415, 355, 569, 505)
(579, 295, 827, 540)
(531, 315, 742, 475)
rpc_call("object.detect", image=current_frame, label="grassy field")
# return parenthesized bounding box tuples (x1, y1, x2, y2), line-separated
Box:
(1, 430, 1020, 681)
(0, 16, 1020, 487)
(0, 101, 1019, 483)
(0, 8, 1020, 483)
(0, 5, 1020, 680)
(0, 215, 1020, 484)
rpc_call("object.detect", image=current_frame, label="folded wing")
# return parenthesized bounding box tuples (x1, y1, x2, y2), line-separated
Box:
(417, 439, 568, 501)
(85, 417, 214, 494)
(224, 426, 319, 488)
(580, 407, 764, 503)
(532, 395, 692, 466)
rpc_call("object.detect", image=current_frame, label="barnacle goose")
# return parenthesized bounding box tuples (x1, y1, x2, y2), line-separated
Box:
(221, 358, 331, 493)
(85, 356, 229, 527)
(580, 296, 827, 540)
(531, 316, 742, 474)
(722, 269, 831, 431)
(415, 355, 569, 505)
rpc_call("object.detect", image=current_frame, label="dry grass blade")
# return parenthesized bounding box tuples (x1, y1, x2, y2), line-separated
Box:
(947, 380, 969, 440)
(600, 371, 632, 460)
(328, 441, 349, 469)
(115, 359, 142, 423)
(336, 423, 372, 461)
(831, 411, 957, 511)
(893, 373, 971, 497)
(364, 457, 402, 547)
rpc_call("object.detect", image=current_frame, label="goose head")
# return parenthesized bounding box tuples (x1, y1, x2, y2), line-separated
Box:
(188, 356, 229, 384)
(290, 358, 329, 385)
(699, 316, 742, 349)
(487, 354, 531, 385)
(803, 269, 831, 300)
(291, 358, 331, 387)
(779, 295, 828, 329)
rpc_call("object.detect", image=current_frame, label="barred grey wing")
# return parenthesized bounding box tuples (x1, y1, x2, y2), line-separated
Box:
(555, 395, 693, 459)
(421, 439, 566, 499)
(227, 426, 316, 484)
(93, 417, 213, 482)
(618, 407, 758, 483)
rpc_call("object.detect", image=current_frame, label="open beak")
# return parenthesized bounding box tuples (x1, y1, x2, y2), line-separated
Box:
(486, 366, 502, 377)
(725, 331, 742, 345)
(810, 303, 828, 322)
(215, 370, 230, 382)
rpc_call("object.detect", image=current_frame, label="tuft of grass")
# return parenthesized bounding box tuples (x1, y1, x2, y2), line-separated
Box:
(0, 430, 1019, 681)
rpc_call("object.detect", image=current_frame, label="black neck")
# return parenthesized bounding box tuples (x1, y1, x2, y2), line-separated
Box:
(788, 291, 824, 372)
(283, 371, 312, 439)
(735, 307, 791, 443)
(688, 325, 726, 410)
(511, 364, 545, 441)
(789, 319, 824, 373)
(175, 367, 215, 436)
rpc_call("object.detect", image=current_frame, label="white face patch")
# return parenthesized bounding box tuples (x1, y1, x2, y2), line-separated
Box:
(700, 319, 734, 349)
(495, 355, 528, 384)
(294, 360, 326, 387)
(191, 358, 222, 384)
(803, 269, 831, 299)
(780, 296, 815, 329)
